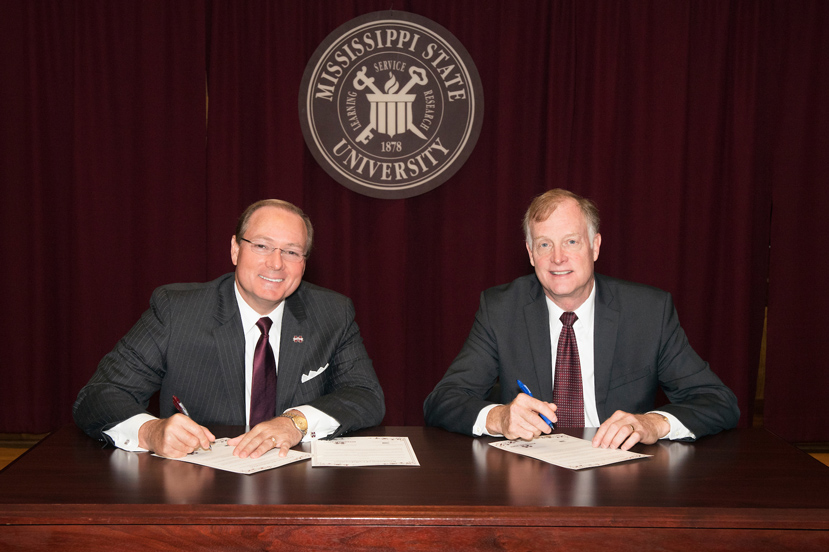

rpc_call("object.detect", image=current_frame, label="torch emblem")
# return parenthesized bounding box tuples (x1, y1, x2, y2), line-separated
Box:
(353, 66, 429, 144)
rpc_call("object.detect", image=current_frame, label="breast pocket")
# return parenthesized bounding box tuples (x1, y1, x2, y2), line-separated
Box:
(297, 361, 330, 400)
(608, 366, 651, 390)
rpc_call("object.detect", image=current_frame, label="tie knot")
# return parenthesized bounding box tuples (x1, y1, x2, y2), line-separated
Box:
(256, 317, 273, 336)
(560, 311, 577, 327)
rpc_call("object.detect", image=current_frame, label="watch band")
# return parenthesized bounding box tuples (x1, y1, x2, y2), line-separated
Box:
(278, 413, 307, 437)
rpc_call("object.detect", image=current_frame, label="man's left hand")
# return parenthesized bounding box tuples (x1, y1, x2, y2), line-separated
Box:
(228, 413, 305, 459)
(591, 411, 670, 451)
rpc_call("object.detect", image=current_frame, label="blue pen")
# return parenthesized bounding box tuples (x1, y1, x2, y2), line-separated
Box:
(516, 379, 555, 429)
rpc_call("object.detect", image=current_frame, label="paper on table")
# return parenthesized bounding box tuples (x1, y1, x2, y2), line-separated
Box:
(489, 433, 650, 470)
(311, 436, 420, 467)
(154, 437, 311, 475)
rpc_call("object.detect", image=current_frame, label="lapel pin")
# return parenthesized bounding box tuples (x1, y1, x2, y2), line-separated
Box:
(293, 335, 304, 343)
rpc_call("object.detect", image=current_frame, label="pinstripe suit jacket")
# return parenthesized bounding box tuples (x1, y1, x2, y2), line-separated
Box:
(423, 273, 739, 439)
(73, 273, 385, 444)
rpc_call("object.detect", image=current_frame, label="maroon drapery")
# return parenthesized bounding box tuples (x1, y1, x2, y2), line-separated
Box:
(762, 1, 829, 442)
(0, 1, 208, 431)
(1, 1, 826, 441)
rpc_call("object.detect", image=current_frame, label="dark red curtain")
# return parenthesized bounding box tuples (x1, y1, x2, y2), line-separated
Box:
(1, 1, 825, 440)
(0, 1, 208, 431)
(762, 1, 829, 443)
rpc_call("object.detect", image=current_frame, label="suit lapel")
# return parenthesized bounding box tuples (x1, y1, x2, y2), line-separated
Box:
(593, 275, 619, 420)
(212, 276, 246, 423)
(524, 278, 554, 402)
(276, 287, 309, 413)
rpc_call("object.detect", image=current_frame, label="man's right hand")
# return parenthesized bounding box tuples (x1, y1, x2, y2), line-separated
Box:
(486, 393, 557, 440)
(138, 415, 215, 458)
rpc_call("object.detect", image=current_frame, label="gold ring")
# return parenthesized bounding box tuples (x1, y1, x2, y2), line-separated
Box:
(629, 424, 635, 433)
(270, 437, 276, 447)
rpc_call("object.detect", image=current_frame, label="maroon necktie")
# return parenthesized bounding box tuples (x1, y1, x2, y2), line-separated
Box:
(552, 311, 584, 427)
(250, 317, 276, 426)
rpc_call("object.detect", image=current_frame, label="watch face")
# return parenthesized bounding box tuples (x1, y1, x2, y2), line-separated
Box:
(286, 413, 307, 432)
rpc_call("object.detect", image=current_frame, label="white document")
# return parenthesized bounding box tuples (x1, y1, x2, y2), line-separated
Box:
(311, 436, 420, 467)
(155, 437, 311, 475)
(489, 433, 651, 470)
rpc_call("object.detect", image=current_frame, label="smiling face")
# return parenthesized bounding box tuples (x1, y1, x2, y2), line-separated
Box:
(230, 206, 307, 315)
(526, 198, 601, 311)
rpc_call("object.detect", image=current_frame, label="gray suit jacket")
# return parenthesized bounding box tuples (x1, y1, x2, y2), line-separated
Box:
(74, 273, 385, 443)
(423, 273, 739, 438)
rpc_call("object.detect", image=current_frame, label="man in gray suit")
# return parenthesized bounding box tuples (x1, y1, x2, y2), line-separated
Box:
(424, 189, 738, 450)
(74, 200, 384, 459)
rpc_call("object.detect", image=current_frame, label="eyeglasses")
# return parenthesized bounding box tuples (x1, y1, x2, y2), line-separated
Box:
(239, 238, 307, 263)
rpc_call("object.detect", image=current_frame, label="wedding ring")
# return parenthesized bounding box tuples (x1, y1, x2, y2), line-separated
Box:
(629, 424, 635, 433)
(270, 437, 277, 447)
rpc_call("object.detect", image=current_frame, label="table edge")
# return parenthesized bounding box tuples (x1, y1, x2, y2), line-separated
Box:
(2, 504, 828, 530)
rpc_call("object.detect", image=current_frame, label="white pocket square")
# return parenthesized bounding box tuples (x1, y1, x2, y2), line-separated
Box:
(301, 363, 329, 383)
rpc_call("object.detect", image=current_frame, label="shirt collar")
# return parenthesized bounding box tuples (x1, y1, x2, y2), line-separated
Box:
(234, 282, 285, 332)
(544, 278, 597, 330)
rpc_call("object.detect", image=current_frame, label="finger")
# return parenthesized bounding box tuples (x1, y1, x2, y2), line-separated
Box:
(514, 397, 555, 426)
(180, 424, 215, 451)
(594, 418, 625, 449)
(530, 403, 557, 429)
(167, 424, 203, 452)
(593, 413, 625, 446)
(511, 413, 547, 440)
(197, 427, 216, 449)
(526, 411, 554, 435)
(236, 437, 262, 459)
(230, 432, 258, 458)
(169, 415, 213, 449)
(620, 429, 641, 451)
(505, 408, 541, 440)
(278, 442, 291, 458)
(248, 439, 273, 459)
(503, 414, 534, 440)
(608, 424, 635, 450)
(592, 424, 609, 447)
(159, 433, 196, 458)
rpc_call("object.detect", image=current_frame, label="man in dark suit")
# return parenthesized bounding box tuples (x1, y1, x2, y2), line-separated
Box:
(424, 189, 738, 450)
(74, 200, 384, 459)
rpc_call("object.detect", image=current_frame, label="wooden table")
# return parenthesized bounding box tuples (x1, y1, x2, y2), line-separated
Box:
(1, 425, 828, 550)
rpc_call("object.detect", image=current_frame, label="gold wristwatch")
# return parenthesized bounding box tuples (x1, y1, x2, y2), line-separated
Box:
(279, 412, 308, 437)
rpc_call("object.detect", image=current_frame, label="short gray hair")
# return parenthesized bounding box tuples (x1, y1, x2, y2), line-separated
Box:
(522, 188, 600, 245)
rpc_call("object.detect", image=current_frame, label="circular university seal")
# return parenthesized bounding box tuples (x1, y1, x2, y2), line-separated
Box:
(299, 11, 484, 199)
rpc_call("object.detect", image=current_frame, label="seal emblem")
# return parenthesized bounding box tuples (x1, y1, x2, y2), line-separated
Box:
(299, 11, 484, 199)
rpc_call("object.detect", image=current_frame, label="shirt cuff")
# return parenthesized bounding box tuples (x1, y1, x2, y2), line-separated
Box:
(473, 404, 502, 437)
(650, 410, 696, 441)
(289, 405, 339, 441)
(103, 413, 158, 451)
